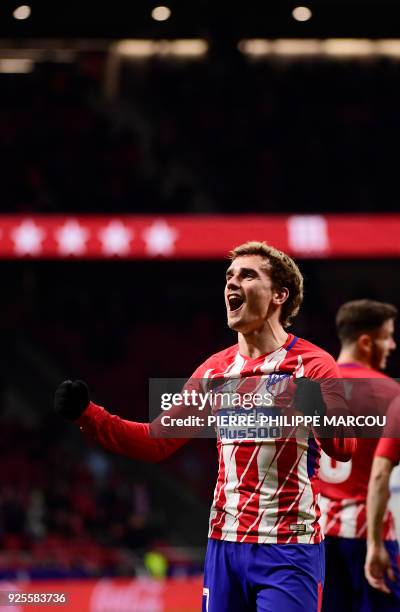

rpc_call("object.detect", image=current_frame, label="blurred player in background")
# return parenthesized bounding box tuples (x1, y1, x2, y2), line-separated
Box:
(54, 241, 355, 612)
(365, 397, 400, 596)
(319, 299, 400, 611)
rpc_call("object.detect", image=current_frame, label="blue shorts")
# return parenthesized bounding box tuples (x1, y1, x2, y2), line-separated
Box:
(202, 538, 325, 612)
(323, 536, 400, 612)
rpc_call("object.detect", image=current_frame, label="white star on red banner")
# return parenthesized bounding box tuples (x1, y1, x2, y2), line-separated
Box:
(12, 219, 45, 255)
(99, 220, 133, 255)
(56, 220, 89, 255)
(143, 220, 178, 256)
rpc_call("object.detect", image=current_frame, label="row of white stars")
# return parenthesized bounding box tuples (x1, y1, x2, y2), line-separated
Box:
(9, 219, 178, 256)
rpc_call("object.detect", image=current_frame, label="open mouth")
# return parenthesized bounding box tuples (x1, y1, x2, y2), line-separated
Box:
(227, 294, 245, 313)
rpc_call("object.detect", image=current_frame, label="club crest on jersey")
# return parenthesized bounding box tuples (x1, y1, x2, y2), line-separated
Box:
(265, 373, 290, 396)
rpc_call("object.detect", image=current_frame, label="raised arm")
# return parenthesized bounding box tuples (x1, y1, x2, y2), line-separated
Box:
(54, 380, 188, 463)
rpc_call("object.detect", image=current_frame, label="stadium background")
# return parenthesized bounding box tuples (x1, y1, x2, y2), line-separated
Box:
(1, 1, 400, 610)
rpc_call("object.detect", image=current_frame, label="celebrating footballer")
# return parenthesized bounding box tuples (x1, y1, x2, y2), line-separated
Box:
(54, 241, 357, 612)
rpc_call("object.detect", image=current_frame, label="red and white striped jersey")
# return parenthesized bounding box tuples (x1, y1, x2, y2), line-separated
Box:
(319, 363, 400, 541)
(78, 333, 353, 546)
(190, 333, 342, 545)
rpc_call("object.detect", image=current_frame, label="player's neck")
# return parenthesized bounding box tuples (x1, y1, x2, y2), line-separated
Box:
(337, 347, 373, 369)
(238, 323, 288, 359)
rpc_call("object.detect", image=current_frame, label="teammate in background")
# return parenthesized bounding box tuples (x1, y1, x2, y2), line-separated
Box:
(365, 397, 400, 595)
(319, 299, 400, 611)
(54, 242, 355, 612)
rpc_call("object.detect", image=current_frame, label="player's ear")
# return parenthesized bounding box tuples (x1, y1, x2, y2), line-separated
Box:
(357, 333, 372, 355)
(272, 287, 289, 305)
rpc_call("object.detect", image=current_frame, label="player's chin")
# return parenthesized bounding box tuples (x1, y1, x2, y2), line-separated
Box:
(227, 318, 240, 331)
(227, 313, 245, 331)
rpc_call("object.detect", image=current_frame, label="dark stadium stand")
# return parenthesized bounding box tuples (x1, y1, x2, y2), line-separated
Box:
(2, 55, 400, 215)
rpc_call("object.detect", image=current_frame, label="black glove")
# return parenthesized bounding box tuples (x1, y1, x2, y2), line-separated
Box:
(293, 377, 326, 418)
(54, 379, 90, 421)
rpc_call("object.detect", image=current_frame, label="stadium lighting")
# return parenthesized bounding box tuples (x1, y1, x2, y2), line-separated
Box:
(0, 58, 33, 73)
(238, 39, 320, 56)
(112, 39, 208, 58)
(292, 6, 312, 22)
(114, 40, 155, 57)
(13, 5, 31, 20)
(323, 38, 375, 56)
(163, 39, 208, 57)
(238, 38, 400, 59)
(151, 6, 171, 22)
(374, 39, 400, 57)
(237, 39, 273, 56)
(272, 39, 320, 56)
